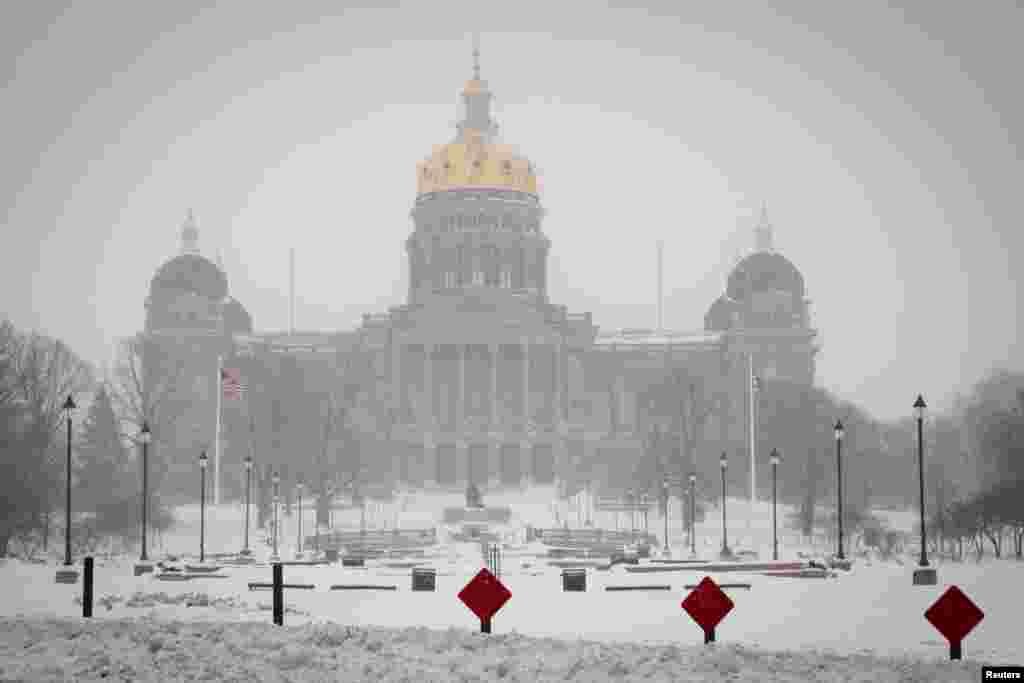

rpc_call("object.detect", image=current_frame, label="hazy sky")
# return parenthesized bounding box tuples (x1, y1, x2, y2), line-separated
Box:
(1, 1, 1021, 420)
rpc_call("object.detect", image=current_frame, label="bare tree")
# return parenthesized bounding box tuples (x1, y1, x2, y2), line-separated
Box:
(0, 327, 92, 556)
(107, 335, 191, 512)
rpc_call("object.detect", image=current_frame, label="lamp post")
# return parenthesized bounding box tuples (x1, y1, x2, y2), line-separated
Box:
(199, 451, 208, 564)
(62, 395, 76, 567)
(834, 420, 845, 561)
(914, 395, 929, 567)
(271, 471, 280, 562)
(139, 422, 151, 561)
(720, 452, 730, 558)
(297, 480, 304, 556)
(242, 454, 252, 556)
(770, 448, 780, 561)
(662, 479, 670, 557)
(688, 472, 697, 557)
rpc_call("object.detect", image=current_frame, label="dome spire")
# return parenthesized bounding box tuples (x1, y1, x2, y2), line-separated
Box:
(181, 209, 200, 255)
(457, 33, 497, 142)
(754, 201, 774, 252)
(472, 32, 481, 81)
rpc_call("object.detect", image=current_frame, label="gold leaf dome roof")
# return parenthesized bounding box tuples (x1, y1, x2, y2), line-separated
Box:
(416, 53, 539, 197)
(417, 130, 538, 196)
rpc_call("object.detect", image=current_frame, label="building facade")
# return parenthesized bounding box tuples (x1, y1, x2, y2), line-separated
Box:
(142, 53, 818, 499)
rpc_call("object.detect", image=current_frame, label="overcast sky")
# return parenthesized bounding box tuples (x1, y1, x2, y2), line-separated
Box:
(1, 1, 1021, 420)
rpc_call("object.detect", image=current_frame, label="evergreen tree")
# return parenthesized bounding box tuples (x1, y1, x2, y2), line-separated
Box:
(76, 385, 135, 516)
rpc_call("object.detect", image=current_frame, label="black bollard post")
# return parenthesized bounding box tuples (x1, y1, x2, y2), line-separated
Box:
(481, 617, 491, 634)
(704, 627, 715, 644)
(82, 556, 93, 618)
(272, 563, 283, 626)
(950, 641, 962, 661)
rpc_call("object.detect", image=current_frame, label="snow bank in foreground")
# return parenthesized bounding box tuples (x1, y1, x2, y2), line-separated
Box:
(0, 616, 979, 682)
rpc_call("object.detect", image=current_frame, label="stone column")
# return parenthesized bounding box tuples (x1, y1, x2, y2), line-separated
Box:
(392, 335, 402, 422)
(617, 375, 628, 433)
(520, 439, 532, 488)
(561, 347, 570, 422)
(552, 343, 562, 427)
(424, 433, 435, 488)
(456, 344, 465, 434)
(456, 441, 467, 485)
(424, 343, 434, 428)
(391, 336, 402, 484)
(522, 341, 530, 426)
(488, 442, 500, 488)
(489, 343, 499, 428)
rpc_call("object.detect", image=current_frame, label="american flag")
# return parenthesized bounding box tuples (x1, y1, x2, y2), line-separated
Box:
(221, 367, 246, 399)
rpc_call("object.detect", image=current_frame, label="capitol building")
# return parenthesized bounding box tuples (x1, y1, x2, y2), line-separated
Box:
(140, 50, 818, 501)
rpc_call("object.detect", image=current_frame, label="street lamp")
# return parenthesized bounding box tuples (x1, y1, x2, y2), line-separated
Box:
(662, 479, 670, 557)
(720, 452, 730, 558)
(297, 480, 304, 556)
(139, 422, 152, 562)
(62, 395, 76, 567)
(688, 472, 697, 557)
(199, 451, 208, 563)
(770, 448, 781, 561)
(271, 471, 280, 562)
(242, 454, 253, 556)
(914, 395, 929, 567)
(834, 419, 845, 561)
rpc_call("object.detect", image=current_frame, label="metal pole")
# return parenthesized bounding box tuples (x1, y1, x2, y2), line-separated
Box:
(65, 412, 72, 567)
(918, 415, 928, 567)
(772, 461, 778, 561)
(721, 465, 728, 554)
(141, 439, 148, 561)
(663, 483, 669, 554)
(200, 465, 206, 564)
(244, 463, 251, 554)
(691, 481, 696, 556)
(837, 435, 844, 561)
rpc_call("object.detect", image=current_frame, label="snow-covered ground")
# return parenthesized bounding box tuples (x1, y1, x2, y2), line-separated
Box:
(2, 488, 1019, 681)
(0, 616, 982, 682)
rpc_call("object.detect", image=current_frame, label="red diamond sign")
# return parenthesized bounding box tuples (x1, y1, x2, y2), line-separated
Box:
(458, 568, 511, 630)
(925, 585, 984, 660)
(682, 576, 735, 643)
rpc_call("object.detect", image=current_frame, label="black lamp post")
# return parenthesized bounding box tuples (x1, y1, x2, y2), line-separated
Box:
(688, 472, 697, 557)
(914, 395, 929, 567)
(242, 454, 252, 556)
(834, 420, 845, 561)
(199, 451, 208, 563)
(720, 452, 730, 557)
(139, 422, 151, 561)
(662, 479, 670, 556)
(770, 448, 780, 561)
(271, 471, 280, 562)
(62, 395, 76, 567)
(297, 480, 304, 556)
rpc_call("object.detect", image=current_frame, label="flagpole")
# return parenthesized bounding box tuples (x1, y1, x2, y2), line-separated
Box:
(215, 355, 223, 507)
(748, 352, 755, 541)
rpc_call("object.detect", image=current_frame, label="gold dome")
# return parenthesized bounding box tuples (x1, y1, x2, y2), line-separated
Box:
(417, 133, 538, 196)
(416, 46, 539, 197)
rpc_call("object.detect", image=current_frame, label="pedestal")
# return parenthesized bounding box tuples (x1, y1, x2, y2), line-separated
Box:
(55, 568, 79, 584)
(912, 567, 937, 585)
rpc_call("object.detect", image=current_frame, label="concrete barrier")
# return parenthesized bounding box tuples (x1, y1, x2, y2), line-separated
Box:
(605, 585, 671, 591)
(329, 584, 398, 591)
(248, 582, 315, 590)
